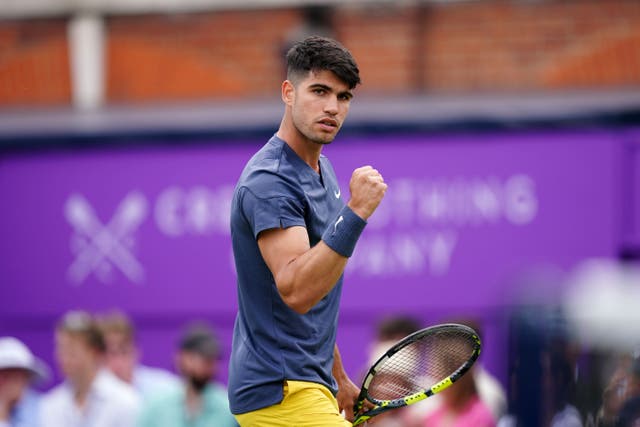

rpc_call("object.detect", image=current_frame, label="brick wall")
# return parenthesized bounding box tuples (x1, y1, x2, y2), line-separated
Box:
(416, 0, 640, 91)
(0, 0, 639, 107)
(0, 19, 71, 107)
(336, 5, 425, 95)
(107, 10, 299, 102)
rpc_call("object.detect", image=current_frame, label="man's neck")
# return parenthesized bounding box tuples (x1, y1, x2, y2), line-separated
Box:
(71, 369, 99, 408)
(276, 120, 322, 173)
(0, 400, 15, 422)
(185, 386, 204, 417)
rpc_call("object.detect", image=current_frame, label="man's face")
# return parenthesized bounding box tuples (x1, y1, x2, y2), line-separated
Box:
(54, 331, 99, 385)
(176, 351, 216, 393)
(0, 368, 30, 406)
(103, 332, 137, 384)
(288, 69, 354, 145)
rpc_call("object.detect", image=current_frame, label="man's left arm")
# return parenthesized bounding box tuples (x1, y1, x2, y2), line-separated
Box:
(333, 344, 361, 421)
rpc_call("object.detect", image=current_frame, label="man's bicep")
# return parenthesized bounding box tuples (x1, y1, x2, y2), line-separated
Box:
(257, 226, 310, 280)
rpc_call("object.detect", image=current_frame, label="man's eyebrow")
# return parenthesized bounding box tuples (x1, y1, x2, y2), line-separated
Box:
(339, 90, 354, 99)
(309, 83, 332, 91)
(308, 83, 353, 99)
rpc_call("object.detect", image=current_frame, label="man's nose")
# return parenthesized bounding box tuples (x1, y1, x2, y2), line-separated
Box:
(324, 96, 339, 115)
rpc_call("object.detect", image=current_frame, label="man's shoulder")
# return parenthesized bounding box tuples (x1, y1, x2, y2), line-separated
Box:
(41, 383, 68, 405)
(96, 370, 140, 405)
(202, 384, 236, 422)
(238, 162, 303, 201)
(135, 365, 179, 384)
(134, 365, 180, 397)
(140, 384, 183, 412)
(40, 383, 73, 417)
(238, 140, 286, 188)
(244, 137, 285, 172)
(204, 382, 228, 400)
(137, 386, 184, 427)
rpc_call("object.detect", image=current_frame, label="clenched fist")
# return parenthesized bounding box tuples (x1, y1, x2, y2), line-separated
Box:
(347, 166, 387, 220)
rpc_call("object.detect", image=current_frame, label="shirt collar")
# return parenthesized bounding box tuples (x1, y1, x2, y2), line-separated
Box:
(270, 135, 324, 187)
(90, 369, 115, 398)
(62, 368, 114, 402)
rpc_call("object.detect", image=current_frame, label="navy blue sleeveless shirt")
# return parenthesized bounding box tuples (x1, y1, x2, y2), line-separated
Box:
(228, 136, 345, 414)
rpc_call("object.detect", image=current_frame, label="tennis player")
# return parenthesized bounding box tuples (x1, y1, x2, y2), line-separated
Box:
(228, 36, 387, 426)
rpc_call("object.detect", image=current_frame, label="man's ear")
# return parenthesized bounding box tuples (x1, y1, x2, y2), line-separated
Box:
(282, 80, 295, 106)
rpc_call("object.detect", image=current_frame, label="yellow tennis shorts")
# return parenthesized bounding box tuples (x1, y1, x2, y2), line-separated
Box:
(234, 380, 352, 427)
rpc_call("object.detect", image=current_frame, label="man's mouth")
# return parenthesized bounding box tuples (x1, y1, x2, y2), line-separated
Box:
(318, 118, 338, 130)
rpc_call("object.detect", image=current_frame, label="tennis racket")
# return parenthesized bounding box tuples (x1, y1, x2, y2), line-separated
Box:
(352, 323, 481, 426)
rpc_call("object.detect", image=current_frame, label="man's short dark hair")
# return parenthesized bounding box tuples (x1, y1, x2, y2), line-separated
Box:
(179, 322, 219, 360)
(286, 36, 361, 89)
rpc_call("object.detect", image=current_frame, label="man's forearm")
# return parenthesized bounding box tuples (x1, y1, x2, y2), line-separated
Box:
(332, 344, 349, 384)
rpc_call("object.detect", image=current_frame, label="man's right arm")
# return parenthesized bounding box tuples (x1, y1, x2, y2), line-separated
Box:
(258, 166, 386, 314)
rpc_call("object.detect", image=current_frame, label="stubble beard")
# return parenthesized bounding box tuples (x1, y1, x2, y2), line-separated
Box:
(295, 120, 337, 146)
(310, 135, 334, 146)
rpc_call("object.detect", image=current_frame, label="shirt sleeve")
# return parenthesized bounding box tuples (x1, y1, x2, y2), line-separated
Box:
(239, 187, 306, 238)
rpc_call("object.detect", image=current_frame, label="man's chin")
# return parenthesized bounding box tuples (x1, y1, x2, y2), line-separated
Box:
(311, 134, 336, 145)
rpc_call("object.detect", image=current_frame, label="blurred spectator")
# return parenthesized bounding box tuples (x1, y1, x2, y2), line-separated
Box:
(0, 337, 49, 427)
(367, 315, 422, 367)
(410, 317, 501, 427)
(499, 306, 583, 427)
(598, 354, 640, 427)
(544, 340, 583, 427)
(464, 319, 508, 421)
(362, 315, 422, 427)
(136, 322, 237, 427)
(40, 310, 140, 427)
(420, 365, 496, 427)
(96, 310, 179, 399)
(615, 356, 640, 427)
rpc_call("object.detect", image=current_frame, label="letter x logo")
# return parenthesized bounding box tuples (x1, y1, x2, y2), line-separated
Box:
(65, 192, 148, 285)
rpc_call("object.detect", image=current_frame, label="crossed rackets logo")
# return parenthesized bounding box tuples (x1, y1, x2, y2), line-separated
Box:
(65, 192, 148, 285)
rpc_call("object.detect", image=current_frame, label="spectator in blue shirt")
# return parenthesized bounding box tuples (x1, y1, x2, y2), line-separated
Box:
(0, 336, 50, 427)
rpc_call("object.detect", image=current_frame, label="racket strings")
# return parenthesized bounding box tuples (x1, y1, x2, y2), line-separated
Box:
(367, 330, 476, 401)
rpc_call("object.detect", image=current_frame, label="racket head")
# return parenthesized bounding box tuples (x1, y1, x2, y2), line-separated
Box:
(352, 323, 481, 425)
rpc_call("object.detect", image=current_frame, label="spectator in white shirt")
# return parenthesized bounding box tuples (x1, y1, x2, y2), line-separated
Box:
(40, 310, 140, 427)
(96, 310, 179, 400)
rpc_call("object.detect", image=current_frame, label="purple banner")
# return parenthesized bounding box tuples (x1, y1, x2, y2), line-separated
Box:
(626, 129, 640, 247)
(0, 128, 629, 385)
